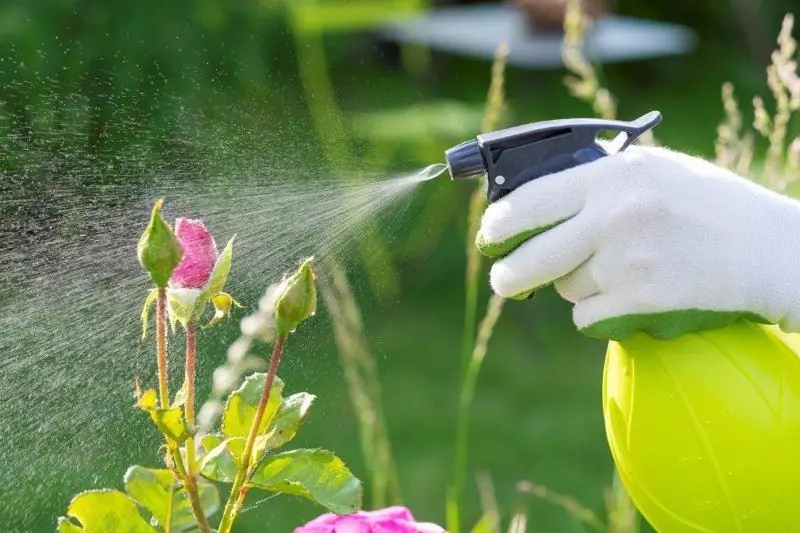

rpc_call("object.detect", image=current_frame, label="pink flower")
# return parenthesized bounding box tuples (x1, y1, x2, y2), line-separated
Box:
(169, 218, 218, 289)
(294, 507, 445, 533)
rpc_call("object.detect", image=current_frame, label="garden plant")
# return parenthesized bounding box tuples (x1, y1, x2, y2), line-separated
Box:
(57, 200, 440, 532)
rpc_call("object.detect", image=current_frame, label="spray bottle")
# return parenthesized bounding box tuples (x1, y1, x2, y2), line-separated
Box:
(444, 112, 800, 531)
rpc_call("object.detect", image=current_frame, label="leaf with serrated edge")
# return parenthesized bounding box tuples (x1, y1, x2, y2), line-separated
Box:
(249, 448, 362, 515)
(124, 465, 220, 532)
(254, 392, 315, 458)
(57, 489, 155, 532)
(221, 372, 284, 438)
(198, 437, 244, 483)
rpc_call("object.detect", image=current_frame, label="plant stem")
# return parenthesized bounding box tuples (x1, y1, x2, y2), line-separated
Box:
(156, 288, 170, 408)
(449, 41, 508, 533)
(218, 334, 288, 533)
(185, 322, 198, 475)
(319, 259, 403, 507)
(170, 448, 213, 533)
(448, 294, 505, 533)
(460, 187, 486, 373)
(155, 288, 212, 533)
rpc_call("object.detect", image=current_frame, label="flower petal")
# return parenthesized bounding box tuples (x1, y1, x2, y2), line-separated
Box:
(333, 515, 370, 533)
(294, 511, 341, 532)
(364, 507, 415, 523)
(170, 218, 218, 289)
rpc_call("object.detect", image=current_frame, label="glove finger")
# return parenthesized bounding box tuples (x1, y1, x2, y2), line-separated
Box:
(571, 293, 637, 340)
(476, 152, 630, 258)
(554, 257, 600, 303)
(489, 212, 597, 299)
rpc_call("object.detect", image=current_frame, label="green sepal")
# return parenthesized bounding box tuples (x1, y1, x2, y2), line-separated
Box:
(198, 236, 235, 305)
(203, 292, 243, 329)
(140, 289, 158, 341)
(249, 448, 363, 515)
(221, 372, 284, 439)
(166, 288, 201, 329)
(136, 389, 193, 445)
(57, 489, 155, 532)
(137, 199, 183, 289)
(123, 465, 220, 531)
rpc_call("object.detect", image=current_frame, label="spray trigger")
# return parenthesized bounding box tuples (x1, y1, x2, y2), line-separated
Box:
(444, 110, 662, 203)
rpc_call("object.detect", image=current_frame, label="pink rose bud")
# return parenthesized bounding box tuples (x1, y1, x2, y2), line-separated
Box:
(169, 218, 218, 289)
(294, 506, 445, 533)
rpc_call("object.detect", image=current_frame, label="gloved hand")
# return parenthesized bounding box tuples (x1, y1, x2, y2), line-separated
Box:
(476, 144, 800, 341)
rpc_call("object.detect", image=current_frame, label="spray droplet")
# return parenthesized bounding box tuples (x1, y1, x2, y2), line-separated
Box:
(418, 163, 447, 181)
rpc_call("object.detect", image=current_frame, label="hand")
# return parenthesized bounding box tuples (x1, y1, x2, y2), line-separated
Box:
(476, 144, 800, 340)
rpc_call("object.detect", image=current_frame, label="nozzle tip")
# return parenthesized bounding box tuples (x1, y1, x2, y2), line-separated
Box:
(445, 139, 485, 181)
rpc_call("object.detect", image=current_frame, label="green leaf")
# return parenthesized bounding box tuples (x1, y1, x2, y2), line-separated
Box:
(137, 199, 183, 289)
(221, 372, 284, 439)
(137, 389, 192, 445)
(249, 448, 362, 515)
(57, 489, 155, 532)
(140, 289, 158, 340)
(199, 236, 235, 303)
(254, 392, 315, 457)
(123, 466, 220, 532)
(198, 434, 244, 483)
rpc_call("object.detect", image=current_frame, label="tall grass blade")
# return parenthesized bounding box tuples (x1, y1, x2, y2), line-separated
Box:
(517, 480, 606, 533)
(605, 469, 641, 533)
(318, 258, 403, 507)
(448, 40, 509, 533)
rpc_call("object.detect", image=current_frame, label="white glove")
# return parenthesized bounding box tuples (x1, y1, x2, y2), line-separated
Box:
(476, 144, 800, 340)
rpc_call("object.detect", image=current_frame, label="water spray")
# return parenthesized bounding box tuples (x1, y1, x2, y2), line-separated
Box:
(443, 110, 662, 202)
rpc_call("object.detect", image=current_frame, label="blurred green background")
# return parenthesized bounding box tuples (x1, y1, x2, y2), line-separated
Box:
(1, 0, 799, 531)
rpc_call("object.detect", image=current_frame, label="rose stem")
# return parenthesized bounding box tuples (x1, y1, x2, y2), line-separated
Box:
(218, 334, 287, 533)
(185, 321, 198, 474)
(156, 288, 170, 408)
(156, 288, 212, 533)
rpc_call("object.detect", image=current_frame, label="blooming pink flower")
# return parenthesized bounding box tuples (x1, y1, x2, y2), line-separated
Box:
(294, 507, 445, 533)
(169, 218, 218, 289)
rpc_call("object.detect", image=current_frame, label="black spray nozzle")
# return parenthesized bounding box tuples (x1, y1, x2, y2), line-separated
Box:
(445, 139, 485, 181)
(444, 110, 662, 202)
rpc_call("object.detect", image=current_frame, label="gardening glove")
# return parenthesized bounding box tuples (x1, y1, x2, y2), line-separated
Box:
(476, 144, 800, 341)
